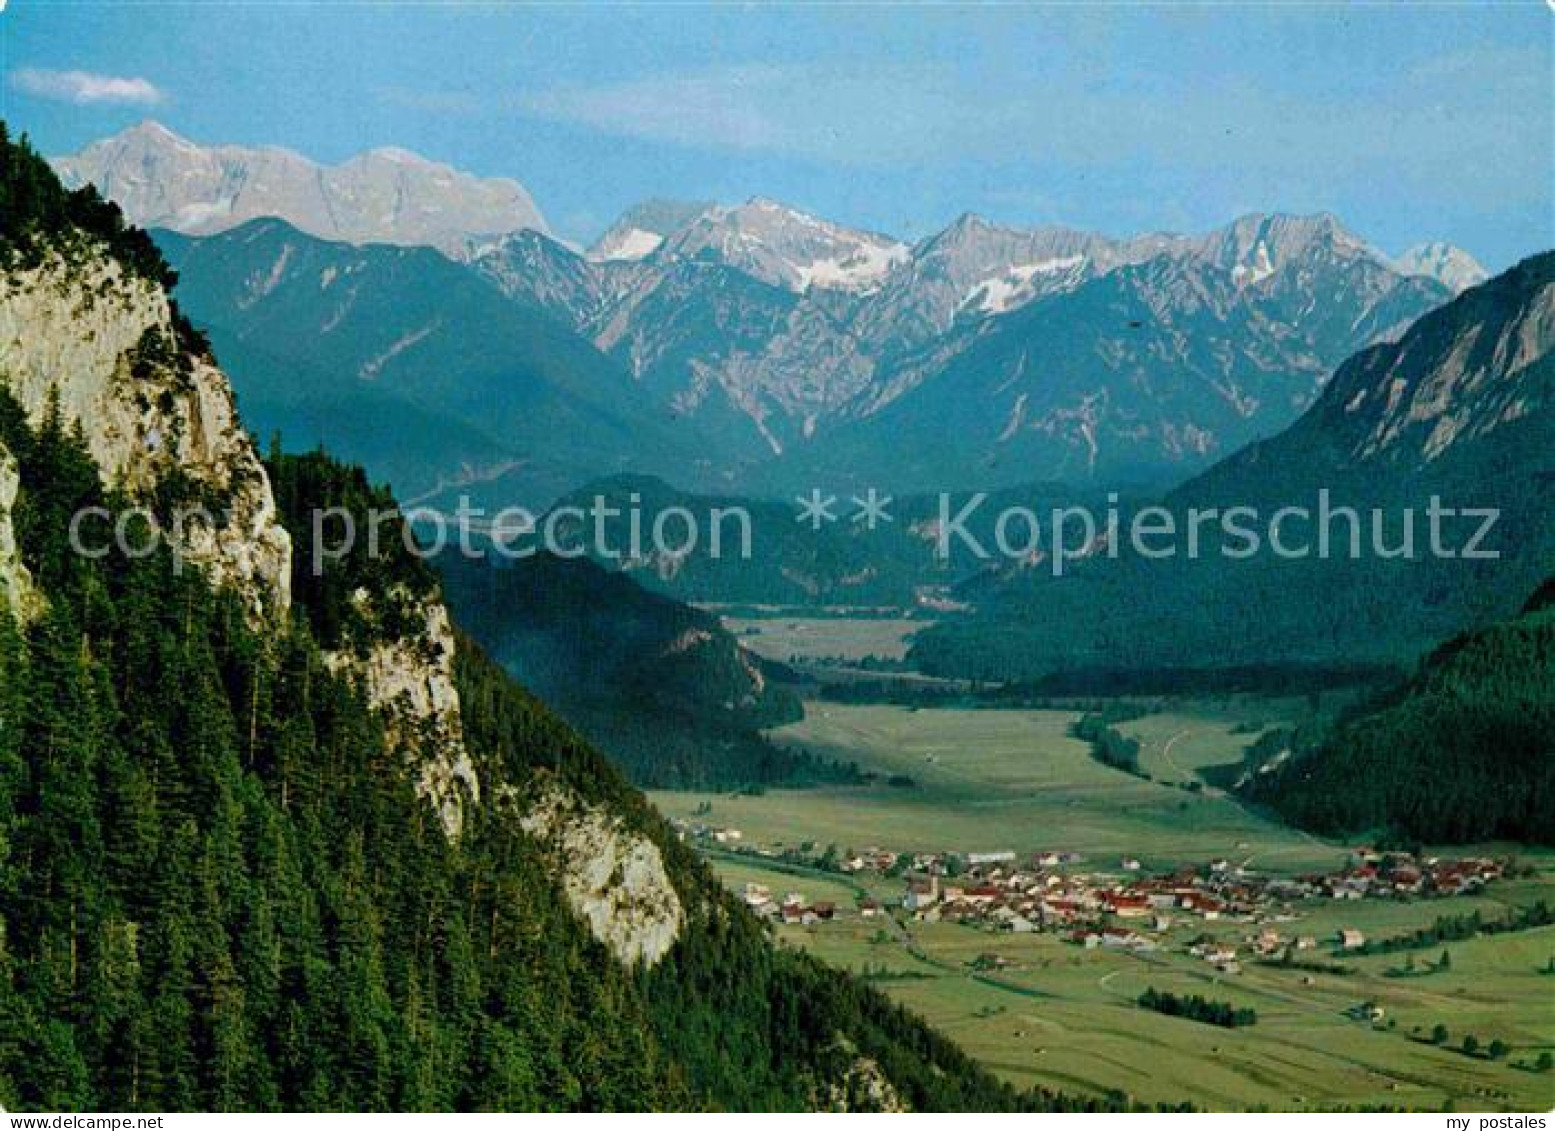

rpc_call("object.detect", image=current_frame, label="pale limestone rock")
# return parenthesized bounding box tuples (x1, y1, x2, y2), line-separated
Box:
(1358, 280, 1554, 462)
(0, 446, 40, 621)
(323, 591, 479, 840)
(514, 778, 683, 967)
(0, 243, 291, 621)
(1, 238, 479, 843)
(54, 120, 550, 257)
(816, 1054, 906, 1112)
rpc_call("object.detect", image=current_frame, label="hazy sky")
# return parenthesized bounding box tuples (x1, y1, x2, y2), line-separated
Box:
(3, 2, 1551, 268)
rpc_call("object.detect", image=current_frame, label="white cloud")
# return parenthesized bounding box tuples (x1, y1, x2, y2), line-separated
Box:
(11, 67, 164, 106)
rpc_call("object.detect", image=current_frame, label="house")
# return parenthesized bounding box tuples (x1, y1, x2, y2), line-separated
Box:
(903, 875, 940, 911)
(1253, 929, 1284, 955)
(1039, 898, 1083, 925)
(1199, 945, 1238, 967)
(1104, 894, 1151, 919)
(1338, 929, 1366, 950)
(1121, 857, 1142, 872)
(860, 899, 882, 919)
(1180, 893, 1225, 919)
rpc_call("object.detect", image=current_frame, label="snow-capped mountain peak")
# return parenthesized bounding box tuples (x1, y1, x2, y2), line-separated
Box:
(588, 199, 712, 263)
(52, 121, 549, 257)
(656, 198, 908, 293)
(1192, 212, 1371, 282)
(1391, 242, 1490, 294)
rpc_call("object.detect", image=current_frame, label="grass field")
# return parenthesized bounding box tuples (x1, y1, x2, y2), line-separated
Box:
(655, 702, 1342, 872)
(710, 853, 1555, 1112)
(652, 696, 1555, 1111)
(723, 616, 930, 663)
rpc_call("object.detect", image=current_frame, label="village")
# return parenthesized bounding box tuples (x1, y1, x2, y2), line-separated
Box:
(673, 820, 1510, 970)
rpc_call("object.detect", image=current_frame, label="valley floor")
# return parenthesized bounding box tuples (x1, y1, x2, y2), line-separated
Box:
(650, 699, 1555, 1112)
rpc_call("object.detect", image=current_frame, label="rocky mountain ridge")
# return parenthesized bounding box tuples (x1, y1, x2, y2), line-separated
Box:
(1392, 241, 1490, 294)
(82, 120, 1496, 494)
(909, 252, 1555, 681)
(2, 132, 1103, 1110)
(54, 120, 549, 258)
(0, 168, 479, 839)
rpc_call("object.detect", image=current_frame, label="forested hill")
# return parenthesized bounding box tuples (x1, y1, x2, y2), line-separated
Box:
(0, 126, 1118, 1111)
(911, 251, 1554, 682)
(436, 550, 859, 790)
(1248, 578, 1555, 845)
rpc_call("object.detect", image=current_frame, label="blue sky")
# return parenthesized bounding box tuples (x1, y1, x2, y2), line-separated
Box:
(2, 1, 1550, 268)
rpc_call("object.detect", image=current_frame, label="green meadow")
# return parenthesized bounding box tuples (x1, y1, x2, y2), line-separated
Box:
(652, 698, 1555, 1111)
(655, 701, 1343, 872)
(723, 616, 931, 663)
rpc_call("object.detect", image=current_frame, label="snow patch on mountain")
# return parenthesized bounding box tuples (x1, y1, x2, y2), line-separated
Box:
(660, 198, 908, 294)
(588, 198, 711, 263)
(964, 255, 1088, 314)
(594, 227, 663, 262)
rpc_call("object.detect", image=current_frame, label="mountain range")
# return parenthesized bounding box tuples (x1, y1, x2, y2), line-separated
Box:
(54, 120, 549, 257)
(911, 251, 1555, 681)
(4, 121, 1105, 1114)
(56, 122, 1489, 503)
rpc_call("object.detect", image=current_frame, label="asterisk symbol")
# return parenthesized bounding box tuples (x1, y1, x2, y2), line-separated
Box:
(851, 488, 894, 530)
(795, 488, 839, 530)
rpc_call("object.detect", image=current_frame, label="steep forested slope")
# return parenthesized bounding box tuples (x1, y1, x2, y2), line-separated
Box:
(436, 551, 853, 789)
(1248, 580, 1555, 845)
(156, 219, 697, 507)
(0, 125, 1116, 1112)
(913, 252, 1554, 681)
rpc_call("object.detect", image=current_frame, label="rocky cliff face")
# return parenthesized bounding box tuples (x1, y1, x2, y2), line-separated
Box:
(1338, 254, 1553, 466)
(514, 777, 683, 967)
(323, 593, 480, 840)
(55, 121, 549, 258)
(0, 445, 39, 620)
(1239, 250, 1555, 477)
(0, 234, 483, 845)
(816, 1053, 907, 1113)
(0, 241, 292, 620)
